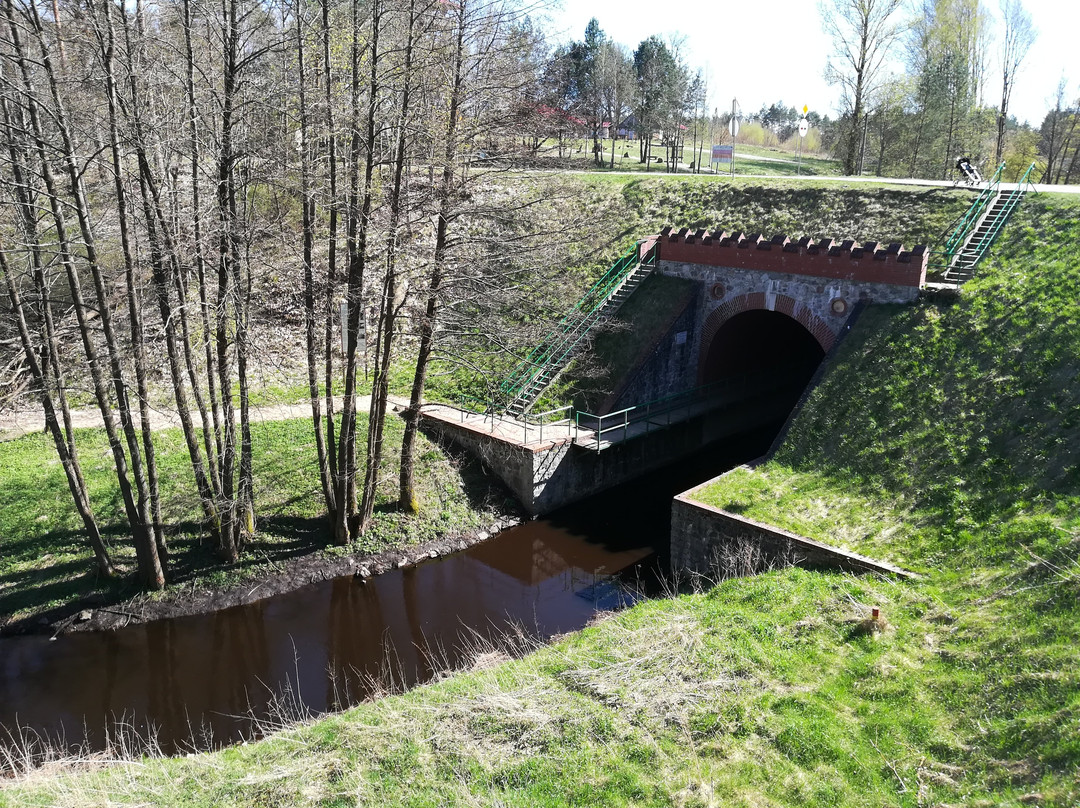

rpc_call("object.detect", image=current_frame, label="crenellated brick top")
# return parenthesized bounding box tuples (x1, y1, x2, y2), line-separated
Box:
(657, 227, 928, 288)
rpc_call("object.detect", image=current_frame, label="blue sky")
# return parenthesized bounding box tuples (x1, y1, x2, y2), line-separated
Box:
(543, 0, 1076, 127)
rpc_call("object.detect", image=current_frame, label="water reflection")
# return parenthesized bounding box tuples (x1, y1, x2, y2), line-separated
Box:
(0, 423, 778, 756)
(0, 522, 650, 754)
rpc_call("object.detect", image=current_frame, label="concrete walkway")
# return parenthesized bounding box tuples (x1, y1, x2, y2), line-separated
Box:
(418, 402, 582, 450)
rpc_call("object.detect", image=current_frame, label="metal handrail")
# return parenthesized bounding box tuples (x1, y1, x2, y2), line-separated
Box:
(498, 240, 658, 406)
(440, 399, 578, 446)
(447, 359, 816, 451)
(949, 161, 1036, 273)
(519, 404, 575, 445)
(499, 242, 638, 397)
(573, 361, 814, 451)
(932, 161, 1006, 270)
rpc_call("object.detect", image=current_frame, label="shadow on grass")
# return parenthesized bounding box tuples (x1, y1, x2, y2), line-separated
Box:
(159, 516, 334, 588)
(0, 516, 336, 632)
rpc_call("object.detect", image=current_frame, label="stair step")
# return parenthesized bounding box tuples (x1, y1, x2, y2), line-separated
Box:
(500, 254, 655, 413)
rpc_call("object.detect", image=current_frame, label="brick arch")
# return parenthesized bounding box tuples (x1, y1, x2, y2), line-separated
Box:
(697, 293, 836, 384)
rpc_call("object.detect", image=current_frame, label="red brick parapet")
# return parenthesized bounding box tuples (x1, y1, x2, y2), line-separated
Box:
(657, 227, 927, 288)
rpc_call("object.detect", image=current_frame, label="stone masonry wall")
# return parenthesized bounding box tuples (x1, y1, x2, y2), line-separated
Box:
(654, 229, 924, 385)
(608, 288, 701, 411)
(654, 228, 926, 382)
(671, 486, 911, 579)
(420, 400, 791, 516)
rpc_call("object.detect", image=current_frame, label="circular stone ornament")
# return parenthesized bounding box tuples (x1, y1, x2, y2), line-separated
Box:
(830, 297, 848, 315)
(710, 283, 725, 300)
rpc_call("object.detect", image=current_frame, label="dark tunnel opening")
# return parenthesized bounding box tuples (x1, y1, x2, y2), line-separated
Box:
(702, 309, 827, 410)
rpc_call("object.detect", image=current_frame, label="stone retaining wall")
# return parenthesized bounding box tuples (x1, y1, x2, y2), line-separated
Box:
(671, 474, 912, 579)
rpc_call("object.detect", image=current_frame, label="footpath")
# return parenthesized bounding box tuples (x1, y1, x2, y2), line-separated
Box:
(0, 395, 413, 442)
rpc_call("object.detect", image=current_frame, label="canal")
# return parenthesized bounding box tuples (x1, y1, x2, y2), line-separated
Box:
(0, 424, 777, 756)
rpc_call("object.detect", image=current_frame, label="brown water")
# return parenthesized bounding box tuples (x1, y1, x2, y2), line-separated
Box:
(0, 425, 776, 756)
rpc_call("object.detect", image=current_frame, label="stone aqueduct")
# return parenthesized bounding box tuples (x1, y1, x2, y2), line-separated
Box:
(651, 226, 928, 384)
(421, 225, 931, 515)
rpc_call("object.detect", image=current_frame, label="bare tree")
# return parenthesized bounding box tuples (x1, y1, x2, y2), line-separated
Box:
(994, 0, 1036, 165)
(822, 0, 904, 175)
(295, 0, 336, 519)
(334, 0, 381, 544)
(359, 0, 424, 533)
(599, 40, 633, 170)
(3, 0, 164, 588)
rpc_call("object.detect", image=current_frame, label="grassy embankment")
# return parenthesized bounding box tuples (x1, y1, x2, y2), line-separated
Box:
(4, 190, 1077, 804)
(0, 415, 501, 628)
(534, 175, 974, 412)
(235, 175, 972, 410)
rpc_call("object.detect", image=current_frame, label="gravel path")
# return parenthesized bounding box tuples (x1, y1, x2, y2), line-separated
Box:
(0, 395, 416, 442)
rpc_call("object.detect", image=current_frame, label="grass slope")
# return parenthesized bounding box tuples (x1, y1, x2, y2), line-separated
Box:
(4, 185, 1078, 807)
(0, 416, 496, 627)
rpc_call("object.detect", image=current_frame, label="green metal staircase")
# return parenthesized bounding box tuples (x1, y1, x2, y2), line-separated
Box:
(499, 239, 658, 417)
(934, 162, 1036, 284)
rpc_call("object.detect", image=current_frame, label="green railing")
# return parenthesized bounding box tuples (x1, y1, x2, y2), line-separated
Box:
(497, 240, 658, 408)
(960, 161, 1036, 268)
(932, 161, 1006, 270)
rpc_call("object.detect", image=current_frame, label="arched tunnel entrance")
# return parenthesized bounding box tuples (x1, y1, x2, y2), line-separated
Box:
(701, 309, 826, 413)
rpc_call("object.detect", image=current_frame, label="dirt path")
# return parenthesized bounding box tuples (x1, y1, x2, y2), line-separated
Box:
(0, 395, 414, 442)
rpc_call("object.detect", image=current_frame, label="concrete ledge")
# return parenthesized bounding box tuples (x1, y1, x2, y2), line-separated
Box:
(421, 401, 791, 517)
(671, 474, 914, 579)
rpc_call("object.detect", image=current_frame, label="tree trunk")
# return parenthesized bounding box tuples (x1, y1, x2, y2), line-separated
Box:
(400, 0, 465, 511)
(5, 0, 162, 588)
(117, 3, 222, 551)
(296, 0, 336, 517)
(360, 0, 417, 533)
(182, 0, 225, 473)
(321, 0, 340, 510)
(1, 249, 113, 575)
(94, 0, 167, 560)
(215, 0, 242, 561)
(335, 0, 380, 544)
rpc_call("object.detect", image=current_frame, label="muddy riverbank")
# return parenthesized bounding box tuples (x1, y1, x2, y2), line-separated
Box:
(1, 514, 522, 639)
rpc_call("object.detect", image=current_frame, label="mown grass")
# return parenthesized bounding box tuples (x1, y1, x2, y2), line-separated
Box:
(3, 184, 1077, 806)
(532, 137, 843, 178)
(0, 414, 497, 627)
